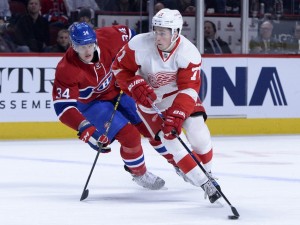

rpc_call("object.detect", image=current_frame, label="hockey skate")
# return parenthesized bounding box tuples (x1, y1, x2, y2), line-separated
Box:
(124, 165, 165, 190)
(174, 166, 195, 185)
(208, 171, 221, 191)
(201, 179, 221, 203)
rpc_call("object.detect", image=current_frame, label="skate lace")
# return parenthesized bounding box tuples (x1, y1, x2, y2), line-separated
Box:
(209, 175, 219, 188)
(203, 181, 217, 199)
(204, 172, 219, 199)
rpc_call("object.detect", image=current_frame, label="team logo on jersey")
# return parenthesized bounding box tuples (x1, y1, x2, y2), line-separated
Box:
(79, 73, 112, 99)
(79, 71, 114, 99)
(162, 52, 170, 60)
(95, 72, 113, 93)
(95, 62, 101, 70)
(148, 72, 177, 88)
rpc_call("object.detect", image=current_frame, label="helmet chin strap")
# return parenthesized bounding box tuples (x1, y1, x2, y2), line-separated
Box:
(162, 33, 179, 52)
(91, 45, 101, 63)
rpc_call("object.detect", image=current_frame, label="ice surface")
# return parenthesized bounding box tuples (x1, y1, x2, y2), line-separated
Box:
(1, 135, 300, 225)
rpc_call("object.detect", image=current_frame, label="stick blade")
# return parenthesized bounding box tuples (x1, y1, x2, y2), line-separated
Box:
(231, 206, 239, 216)
(80, 189, 89, 201)
(228, 215, 239, 220)
(228, 206, 240, 219)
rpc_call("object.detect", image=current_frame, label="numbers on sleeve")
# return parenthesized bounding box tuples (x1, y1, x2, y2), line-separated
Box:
(191, 67, 200, 81)
(122, 34, 129, 42)
(56, 88, 70, 99)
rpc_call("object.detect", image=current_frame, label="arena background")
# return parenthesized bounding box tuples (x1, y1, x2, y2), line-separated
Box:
(2, 5, 300, 140)
(1, 53, 299, 140)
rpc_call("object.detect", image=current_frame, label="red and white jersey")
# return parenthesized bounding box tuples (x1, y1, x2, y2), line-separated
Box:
(52, 25, 132, 130)
(113, 32, 204, 115)
(112, 32, 201, 113)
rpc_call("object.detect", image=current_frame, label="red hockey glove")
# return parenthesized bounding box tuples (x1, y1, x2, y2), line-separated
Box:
(162, 107, 187, 140)
(128, 76, 157, 108)
(78, 122, 96, 143)
(78, 120, 110, 152)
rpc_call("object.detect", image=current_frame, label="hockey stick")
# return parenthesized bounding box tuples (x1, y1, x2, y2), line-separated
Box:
(147, 98, 240, 219)
(80, 91, 123, 201)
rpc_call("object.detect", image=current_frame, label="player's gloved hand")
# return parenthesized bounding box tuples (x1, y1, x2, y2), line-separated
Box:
(162, 106, 187, 140)
(127, 76, 157, 108)
(77, 120, 110, 152)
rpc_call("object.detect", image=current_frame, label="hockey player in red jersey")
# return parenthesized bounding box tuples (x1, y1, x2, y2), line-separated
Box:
(112, 9, 221, 203)
(52, 22, 165, 190)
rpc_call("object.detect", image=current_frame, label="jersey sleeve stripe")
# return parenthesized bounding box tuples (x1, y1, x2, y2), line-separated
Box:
(179, 88, 198, 101)
(54, 101, 77, 117)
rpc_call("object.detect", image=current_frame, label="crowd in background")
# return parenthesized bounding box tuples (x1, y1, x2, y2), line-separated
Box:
(1, 0, 300, 53)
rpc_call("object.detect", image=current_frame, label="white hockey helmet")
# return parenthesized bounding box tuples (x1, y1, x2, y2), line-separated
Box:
(152, 8, 183, 36)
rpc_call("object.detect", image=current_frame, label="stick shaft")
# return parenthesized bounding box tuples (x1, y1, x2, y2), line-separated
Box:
(147, 98, 239, 216)
(80, 91, 123, 200)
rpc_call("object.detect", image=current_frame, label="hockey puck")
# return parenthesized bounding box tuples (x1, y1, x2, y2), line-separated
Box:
(228, 215, 239, 220)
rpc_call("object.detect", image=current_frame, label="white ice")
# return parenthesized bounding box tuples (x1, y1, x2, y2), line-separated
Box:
(1, 135, 300, 225)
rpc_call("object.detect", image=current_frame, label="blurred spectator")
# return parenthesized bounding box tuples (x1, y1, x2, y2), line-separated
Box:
(95, 0, 116, 11)
(162, 0, 196, 14)
(94, 0, 110, 10)
(63, 0, 99, 17)
(204, 20, 232, 54)
(105, 0, 140, 12)
(44, 28, 69, 52)
(249, 0, 294, 17)
(116, 0, 134, 12)
(215, 0, 226, 13)
(7, 0, 27, 25)
(0, 18, 8, 31)
(288, 0, 300, 14)
(40, 0, 67, 16)
(11, 0, 28, 5)
(225, 0, 241, 14)
(259, 0, 276, 14)
(155, 2, 165, 14)
(184, 5, 196, 14)
(282, 23, 300, 54)
(0, 17, 29, 52)
(133, 1, 164, 34)
(77, 7, 94, 28)
(97, 0, 148, 12)
(135, 0, 149, 12)
(14, 0, 50, 52)
(41, 0, 69, 27)
(205, 0, 226, 14)
(0, 36, 13, 52)
(256, 0, 285, 15)
(249, 20, 282, 53)
(0, 19, 14, 52)
(0, 0, 11, 19)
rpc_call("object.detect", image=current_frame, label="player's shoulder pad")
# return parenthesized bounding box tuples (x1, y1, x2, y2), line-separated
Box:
(55, 50, 81, 81)
(112, 25, 132, 37)
(177, 35, 201, 66)
(128, 32, 153, 50)
(96, 25, 132, 41)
